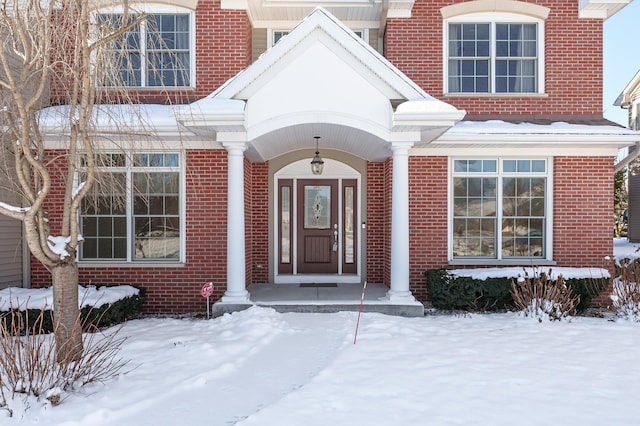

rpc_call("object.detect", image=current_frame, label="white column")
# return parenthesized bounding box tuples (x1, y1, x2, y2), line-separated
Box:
(220, 142, 250, 303)
(386, 142, 416, 302)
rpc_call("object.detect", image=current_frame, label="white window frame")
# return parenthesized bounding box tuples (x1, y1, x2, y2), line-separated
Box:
(78, 152, 186, 265)
(95, 5, 196, 88)
(448, 157, 553, 264)
(268, 29, 290, 47)
(268, 28, 369, 47)
(443, 12, 545, 95)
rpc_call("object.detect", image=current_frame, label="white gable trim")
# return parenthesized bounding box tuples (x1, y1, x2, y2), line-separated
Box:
(211, 7, 429, 102)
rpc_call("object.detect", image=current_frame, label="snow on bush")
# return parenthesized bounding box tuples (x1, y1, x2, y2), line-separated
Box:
(612, 278, 640, 323)
(511, 270, 579, 322)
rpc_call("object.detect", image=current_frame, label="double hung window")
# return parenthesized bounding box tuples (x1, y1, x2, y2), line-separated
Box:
(97, 10, 193, 87)
(446, 14, 542, 94)
(80, 153, 182, 262)
(452, 158, 548, 260)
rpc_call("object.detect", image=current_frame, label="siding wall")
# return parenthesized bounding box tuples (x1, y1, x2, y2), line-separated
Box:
(0, 215, 24, 289)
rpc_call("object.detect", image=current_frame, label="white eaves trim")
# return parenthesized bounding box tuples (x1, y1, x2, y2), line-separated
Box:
(614, 68, 640, 108)
(39, 104, 181, 133)
(394, 98, 467, 128)
(436, 120, 640, 146)
(173, 99, 246, 134)
(578, 0, 633, 19)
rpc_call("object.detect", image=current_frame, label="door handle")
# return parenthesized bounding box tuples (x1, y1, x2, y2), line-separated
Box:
(332, 224, 338, 252)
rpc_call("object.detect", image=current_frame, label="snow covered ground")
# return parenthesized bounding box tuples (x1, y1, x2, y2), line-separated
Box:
(2, 240, 640, 425)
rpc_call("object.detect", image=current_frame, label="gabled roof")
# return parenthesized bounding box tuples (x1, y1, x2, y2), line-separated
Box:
(209, 7, 430, 102)
(176, 7, 464, 161)
(614, 68, 640, 108)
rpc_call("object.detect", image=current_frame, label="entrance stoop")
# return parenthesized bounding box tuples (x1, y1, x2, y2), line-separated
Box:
(212, 283, 425, 317)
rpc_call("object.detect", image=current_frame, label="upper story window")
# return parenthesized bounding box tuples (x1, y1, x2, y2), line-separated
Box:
(97, 7, 194, 88)
(443, 8, 547, 95)
(269, 28, 368, 47)
(272, 30, 289, 45)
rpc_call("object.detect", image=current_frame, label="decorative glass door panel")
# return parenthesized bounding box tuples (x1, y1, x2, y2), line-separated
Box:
(304, 186, 331, 229)
(342, 179, 357, 274)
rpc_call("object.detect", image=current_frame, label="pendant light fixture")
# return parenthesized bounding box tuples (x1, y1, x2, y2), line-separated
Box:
(310, 136, 324, 175)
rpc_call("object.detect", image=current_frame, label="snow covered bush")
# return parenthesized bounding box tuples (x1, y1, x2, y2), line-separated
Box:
(0, 307, 129, 417)
(511, 270, 579, 322)
(0, 285, 145, 334)
(611, 261, 640, 322)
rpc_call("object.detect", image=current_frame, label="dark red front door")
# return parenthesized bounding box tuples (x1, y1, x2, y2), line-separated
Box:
(297, 180, 338, 274)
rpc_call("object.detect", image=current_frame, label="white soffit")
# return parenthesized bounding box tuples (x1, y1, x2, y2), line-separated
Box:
(578, 0, 633, 19)
(220, 0, 415, 23)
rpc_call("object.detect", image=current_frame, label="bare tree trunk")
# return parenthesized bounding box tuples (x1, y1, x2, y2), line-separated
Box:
(51, 263, 82, 363)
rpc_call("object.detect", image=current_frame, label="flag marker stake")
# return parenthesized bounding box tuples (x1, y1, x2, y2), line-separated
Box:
(354, 281, 367, 344)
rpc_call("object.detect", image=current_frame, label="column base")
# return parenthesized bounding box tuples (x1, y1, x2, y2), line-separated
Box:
(380, 289, 417, 303)
(220, 290, 250, 304)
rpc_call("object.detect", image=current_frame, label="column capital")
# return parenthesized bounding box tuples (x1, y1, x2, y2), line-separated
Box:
(390, 141, 415, 154)
(222, 141, 247, 154)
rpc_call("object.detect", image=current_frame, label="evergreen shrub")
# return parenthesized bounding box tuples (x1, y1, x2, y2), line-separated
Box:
(425, 269, 608, 313)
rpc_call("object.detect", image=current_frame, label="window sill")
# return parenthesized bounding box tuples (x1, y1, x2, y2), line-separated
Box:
(79, 262, 185, 268)
(448, 259, 556, 267)
(101, 86, 196, 92)
(443, 93, 548, 98)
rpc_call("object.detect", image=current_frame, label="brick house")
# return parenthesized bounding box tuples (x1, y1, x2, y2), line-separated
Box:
(31, 0, 640, 314)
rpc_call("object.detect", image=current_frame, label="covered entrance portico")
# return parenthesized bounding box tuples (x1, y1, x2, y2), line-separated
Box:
(175, 8, 465, 315)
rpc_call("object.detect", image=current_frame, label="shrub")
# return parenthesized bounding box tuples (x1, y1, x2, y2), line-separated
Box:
(511, 272, 579, 322)
(0, 308, 129, 416)
(425, 269, 513, 311)
(0, 285, 146, 335)
(612, 261, 640, 322)
(425, 268, 608, 313)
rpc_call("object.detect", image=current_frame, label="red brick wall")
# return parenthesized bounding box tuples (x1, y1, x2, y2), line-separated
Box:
(31, 149, 230, 314)
(248, 161, 269, 283)
(385, 0, 603, 118)
(553, 157, 613, 267)
(402, 155, 615, 304)
(384, 158, 393, 287)
(193, 1, 252, 99)
(51, 2, 252, 105)
(366, 162, 385, 284)
(408, 157, 449, 300)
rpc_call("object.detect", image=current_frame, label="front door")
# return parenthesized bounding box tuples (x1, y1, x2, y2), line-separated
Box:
(297, 180, 338, 274)
(277, 177, 358, 277)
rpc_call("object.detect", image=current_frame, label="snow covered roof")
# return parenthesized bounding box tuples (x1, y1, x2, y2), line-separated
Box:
(433, 119, 640, 149)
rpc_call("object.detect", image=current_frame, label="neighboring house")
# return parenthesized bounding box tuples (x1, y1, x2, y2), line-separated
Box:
(0, 214, 28, 290)
(33, 0, 640, 314)
(0, 33, 35, 290)
(614, 69, 640, 241)
(0, 163, 29, 289)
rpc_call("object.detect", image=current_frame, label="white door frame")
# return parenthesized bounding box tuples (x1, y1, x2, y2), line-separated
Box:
(273, 158, 362, 284)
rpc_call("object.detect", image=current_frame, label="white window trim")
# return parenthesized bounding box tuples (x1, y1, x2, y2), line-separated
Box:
(268, 27, 369, 47)
(268, 29, 290, 47)
(442, 12, 545, 95)
(94, 5, 196, 88)
(447, 157, 554, 265)
(77, 151, 186, 266)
